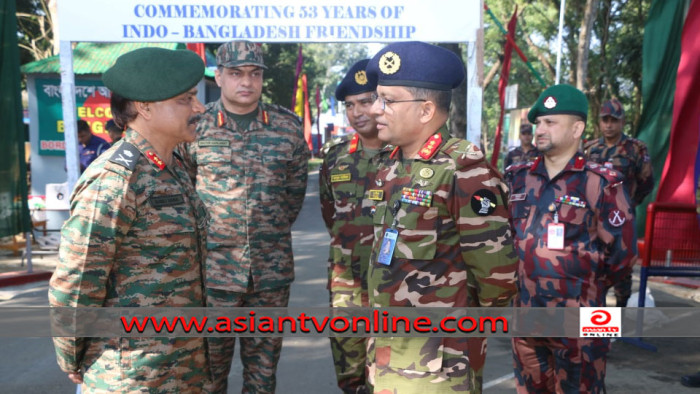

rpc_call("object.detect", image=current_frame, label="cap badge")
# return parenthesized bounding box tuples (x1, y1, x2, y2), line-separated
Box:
(379, 51, 401, 75)
(354, 70, 368, 85)
(544, 96, 558, 109)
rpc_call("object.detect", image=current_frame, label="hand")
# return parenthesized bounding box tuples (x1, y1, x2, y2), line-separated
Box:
(67, 372, 83, 384)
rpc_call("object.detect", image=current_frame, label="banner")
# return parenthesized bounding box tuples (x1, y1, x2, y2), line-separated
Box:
(57, 0, 480, 43)
(35, 79, 113, 156)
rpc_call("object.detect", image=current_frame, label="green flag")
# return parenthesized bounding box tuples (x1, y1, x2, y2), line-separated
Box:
(635, 0, 689, 235)
(0, 0, 31, 237)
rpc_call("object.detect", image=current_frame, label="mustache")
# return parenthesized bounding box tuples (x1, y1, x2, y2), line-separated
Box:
(188, 114, 202, 125)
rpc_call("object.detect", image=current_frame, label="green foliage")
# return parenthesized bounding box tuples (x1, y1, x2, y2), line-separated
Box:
(482, 0, 651, 156)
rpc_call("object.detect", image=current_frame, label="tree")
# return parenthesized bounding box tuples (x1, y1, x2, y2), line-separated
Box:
(16, 0, 57, 65)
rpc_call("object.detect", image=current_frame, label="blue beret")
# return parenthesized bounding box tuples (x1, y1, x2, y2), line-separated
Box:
(366, 42, 465, 91)
(335, 59, 375, 101)
(103, 48, 204, 102)
(528, 84, 588, 123)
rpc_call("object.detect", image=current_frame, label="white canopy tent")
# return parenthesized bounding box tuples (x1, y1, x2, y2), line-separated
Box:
(57, 0, 484, 192)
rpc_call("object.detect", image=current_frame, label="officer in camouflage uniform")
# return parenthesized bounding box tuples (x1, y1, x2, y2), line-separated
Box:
(583, 98, 653, 307)
(179, 41, 310, 393)
(505, 85, 637, 393)
(49, 47, 210, 392)
(364, 42, 518, 393)
(320, 59, 385, 394)
(504, 124, 538, 170)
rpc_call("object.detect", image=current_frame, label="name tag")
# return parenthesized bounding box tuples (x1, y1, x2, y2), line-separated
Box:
(368, 190, 384, 201)
(377, 229, 398, 265)
(547, 223, 565, 250)
(510, 193, 526, 202)
(198, 139, 230, 147)
(149, 194, 185, 209)
(330, 173, 352, 183)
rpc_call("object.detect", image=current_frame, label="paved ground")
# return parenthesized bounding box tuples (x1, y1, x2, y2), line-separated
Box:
(1, 173, 699, 393)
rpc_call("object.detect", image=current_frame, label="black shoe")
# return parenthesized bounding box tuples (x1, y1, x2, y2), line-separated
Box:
(681, 371, 700, 387)
(616, 298, 630, 308)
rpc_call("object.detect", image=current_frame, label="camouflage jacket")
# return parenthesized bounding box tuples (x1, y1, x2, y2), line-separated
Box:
(180, 100, 310, 292)
(49, 129, 210, 392)
(584, 134, 654, 206)
(368, 128, 518, 383)
(503, 145, 539, 171)
(505, 154, 637, 308)
(319, 134, 386, 298)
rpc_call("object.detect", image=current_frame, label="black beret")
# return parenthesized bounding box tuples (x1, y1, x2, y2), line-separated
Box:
(366, 42, 465, 91)
(103, 47, 204, 102)
(528, 84, 588, 123)
(335, 59, 375, 101)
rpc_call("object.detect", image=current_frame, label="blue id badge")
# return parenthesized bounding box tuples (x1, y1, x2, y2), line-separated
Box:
(377, 228, 398, 265)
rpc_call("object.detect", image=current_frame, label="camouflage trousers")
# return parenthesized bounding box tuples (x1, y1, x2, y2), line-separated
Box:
(512, 337, 611, 393)
(366, 337, 487, 393)
(330, 286, 369, 394)
(611, 272, 633, 307)
(204, 286, 290, 394)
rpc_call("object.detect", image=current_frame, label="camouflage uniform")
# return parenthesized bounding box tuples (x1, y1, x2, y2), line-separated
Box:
(49, 129, 210, 393)
(320, 133, 385, 393)
(584, 134, 653, 306)
(180, 99, 309, 393)
(504, 146, 538, 170)
(367, 128, 519, 393)
(505, 154, 637, 393)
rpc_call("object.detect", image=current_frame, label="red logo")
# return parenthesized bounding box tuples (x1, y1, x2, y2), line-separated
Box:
(590, 310, 611, 325)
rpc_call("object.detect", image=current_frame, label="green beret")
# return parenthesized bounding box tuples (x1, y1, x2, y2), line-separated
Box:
(103, 48, 204, 102)
(528, 84, 588, 123)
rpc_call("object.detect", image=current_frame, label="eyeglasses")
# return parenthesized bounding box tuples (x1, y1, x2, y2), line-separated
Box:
(370, 93, 426, 111)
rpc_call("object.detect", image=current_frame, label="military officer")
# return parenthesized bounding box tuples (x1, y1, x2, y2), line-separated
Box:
(365, 41, 519, 393)
(506, 85, 637, 393)
(320, 59, 385, 394)
(179, 41, 310, 393)
(504, 123, 538, 170)
(49, 47, 210, 392)
(584, 98, 653, 307)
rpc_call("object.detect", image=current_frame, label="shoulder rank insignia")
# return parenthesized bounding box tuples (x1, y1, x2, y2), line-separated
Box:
(574, 155, 585, 170)
(146, 150, 166, 170)
(262, 110, 270, 125)
(108, 142, 140, 171)
(348, 133, 360, 154)
(418, 133, 442, 160)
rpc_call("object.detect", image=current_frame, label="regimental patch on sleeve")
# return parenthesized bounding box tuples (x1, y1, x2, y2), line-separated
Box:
(149, 194, 186, 209)
(471, 189, 498, 216)
(108, 142, 140, 171)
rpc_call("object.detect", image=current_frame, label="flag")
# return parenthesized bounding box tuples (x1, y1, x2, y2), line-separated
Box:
(656, 0, 700, 205)
(0, 0, 31, 237)
(186, 43, 206, 63)
(291, 44, 303, 110)
(302, 74, 313, 151)
(315, 85, 321, 136)
(635, 0, 688, 234)
(491, 6, 518, 167)
(294, 76, 304, 118)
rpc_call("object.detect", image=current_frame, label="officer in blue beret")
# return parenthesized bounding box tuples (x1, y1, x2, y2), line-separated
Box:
(364, 42, 518, 393)
(49, 47, 211, 391)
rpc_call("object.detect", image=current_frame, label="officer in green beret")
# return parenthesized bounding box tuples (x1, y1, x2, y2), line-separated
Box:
(505, 84, 636, 392)
(365, 41, 518, 393)
(179, 40, 310, 393)
(49, 47, 211, 392)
